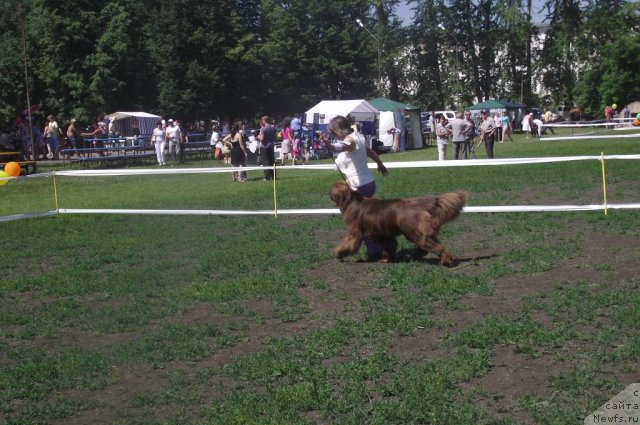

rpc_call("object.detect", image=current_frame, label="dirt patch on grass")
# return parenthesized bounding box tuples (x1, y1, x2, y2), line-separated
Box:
(2, 211, 639, 424)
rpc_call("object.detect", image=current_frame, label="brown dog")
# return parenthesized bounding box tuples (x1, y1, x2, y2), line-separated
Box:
(330, 181, 467, 265)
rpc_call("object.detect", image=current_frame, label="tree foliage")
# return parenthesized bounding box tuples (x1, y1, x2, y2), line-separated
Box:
(0, 0, 637, 128)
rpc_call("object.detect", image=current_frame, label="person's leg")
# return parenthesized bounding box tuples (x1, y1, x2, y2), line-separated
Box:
(484, 135, 494, 159)
(268, 147, 275, 179)
(261, 148, 269, 179)
(231, 160, 238, 181)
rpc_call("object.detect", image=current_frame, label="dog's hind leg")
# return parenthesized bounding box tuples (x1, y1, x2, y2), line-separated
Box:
(413, 236, 454, 267)
(428, 237, 454, 266)
(335, 235, 363, 259)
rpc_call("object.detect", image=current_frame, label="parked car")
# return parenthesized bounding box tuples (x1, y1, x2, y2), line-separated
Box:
(420, 112, 432, 134)
(528, 108, 543, 119)
(433, 110, 456, 121)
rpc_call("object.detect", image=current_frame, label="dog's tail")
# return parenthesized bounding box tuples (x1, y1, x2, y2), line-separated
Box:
(433, 190, 467, 223)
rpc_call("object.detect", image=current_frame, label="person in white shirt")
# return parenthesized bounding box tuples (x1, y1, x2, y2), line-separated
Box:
(210, 124, 221, 160)
(165, 119, 182, 164)
(320, 115, 389, 261)
(151, 121, 166, 165)
(532, 118, 544, 138)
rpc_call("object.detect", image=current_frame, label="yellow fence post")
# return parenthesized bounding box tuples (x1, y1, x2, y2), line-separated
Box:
(53, 172, 60, 213)
(600, 151, 608, 216)
(273, 164, 277, 217)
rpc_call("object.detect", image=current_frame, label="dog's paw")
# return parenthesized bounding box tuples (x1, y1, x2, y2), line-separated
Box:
(441, 258, 457, 267)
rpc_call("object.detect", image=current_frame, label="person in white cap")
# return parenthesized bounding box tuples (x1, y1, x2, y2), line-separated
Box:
(164, 119, 182, 164)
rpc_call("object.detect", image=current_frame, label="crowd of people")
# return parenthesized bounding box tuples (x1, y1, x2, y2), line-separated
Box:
(428, 108, 560, 161)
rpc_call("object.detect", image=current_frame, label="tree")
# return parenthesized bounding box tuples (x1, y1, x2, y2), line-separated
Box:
(407, 0, 447, 110)
(538, 0, 583, 108)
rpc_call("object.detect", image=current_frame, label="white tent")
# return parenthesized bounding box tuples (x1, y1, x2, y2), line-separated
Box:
(625, 101, 640, 114)
(106, 111, 161, 139)
(304, 100, 379, 134)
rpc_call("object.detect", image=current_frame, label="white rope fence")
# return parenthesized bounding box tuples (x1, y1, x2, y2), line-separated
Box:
(541, 119, 640, 141)
(1, 154, 639, 222)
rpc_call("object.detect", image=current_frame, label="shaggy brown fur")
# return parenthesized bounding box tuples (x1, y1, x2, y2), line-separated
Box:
(330, 181, 467, 265)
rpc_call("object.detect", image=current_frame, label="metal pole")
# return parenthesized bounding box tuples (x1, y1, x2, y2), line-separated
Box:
(377, 44, 381, 95)
(356, 18, 382, 96)
(19, 0, 36, 172)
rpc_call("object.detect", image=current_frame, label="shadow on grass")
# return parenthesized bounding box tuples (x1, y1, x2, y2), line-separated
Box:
(392, 249, 498, 266)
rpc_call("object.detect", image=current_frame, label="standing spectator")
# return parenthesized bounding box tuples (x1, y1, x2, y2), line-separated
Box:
(480, 110, 496, 158)
(81, 115, 108, 154)
(387, 126, 401, 152)
(521, 112, 533, 139)
(176, 120, 187, 163)
(108, 117, 117, 138)
(151, 121, 166, 165)
(291, 113, 302, 141)
(604, 105, 614, 129)
(165, 119, 182, 165)
(543, 108, 555, 134)
(435, 116, 450, 161)
(43, 114, 60, 159)
(494, 112, 503, 145)
(228, 124, 248, 182)
(66, 118, 80, 150)
(446, 112, 470, 160)
(321, 115, 388, 261)
(258, 115, 277, 181)
(280, 118, 293, 165)
(291, 113, 303, 165)
(500, 113, 513, 143)
(210, 123, 221, 160)
(463, 111, 476, 159)
(131, 117, 140, 137)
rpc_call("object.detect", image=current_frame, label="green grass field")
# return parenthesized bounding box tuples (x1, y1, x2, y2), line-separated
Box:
(1, 129, 639, 424)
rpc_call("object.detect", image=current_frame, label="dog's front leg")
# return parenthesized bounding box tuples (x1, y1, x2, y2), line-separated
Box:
(377, 238, 398, 263)
(335, 234, 362, 259)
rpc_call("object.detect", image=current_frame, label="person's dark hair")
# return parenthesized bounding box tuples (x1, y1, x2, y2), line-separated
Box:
(328, 115, 353, 137)
(230, 124, 240, 137)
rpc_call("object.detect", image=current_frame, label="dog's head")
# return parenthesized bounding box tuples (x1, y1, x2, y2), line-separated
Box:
(330, 181, 360, 211)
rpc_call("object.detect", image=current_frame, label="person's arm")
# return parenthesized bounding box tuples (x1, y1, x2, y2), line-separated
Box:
(81, 127, 99, 137)
(321, 134, 356, 153)
(239, 134, 247, 156)
(366, 147, 389, 176)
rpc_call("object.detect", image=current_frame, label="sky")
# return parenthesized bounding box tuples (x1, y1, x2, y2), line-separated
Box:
(396, 0, 549, 26)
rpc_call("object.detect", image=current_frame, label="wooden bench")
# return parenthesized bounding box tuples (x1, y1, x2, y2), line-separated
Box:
(182, 141, 212, 160)
(60, 146, 155, 168)
(0, 151, 37, 174)
(0, 160, 37, 175)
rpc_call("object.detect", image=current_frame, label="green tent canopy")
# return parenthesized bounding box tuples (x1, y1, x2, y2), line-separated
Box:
(367, 97, 422, 150)
(467, 99, 525, 110)
(368, 97, 419, 111)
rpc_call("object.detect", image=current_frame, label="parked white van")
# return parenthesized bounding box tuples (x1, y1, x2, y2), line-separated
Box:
(433, 110, 456, 121)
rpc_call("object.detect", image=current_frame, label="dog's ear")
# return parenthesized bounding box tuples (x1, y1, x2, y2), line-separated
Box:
(330, 181, 353, 210)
